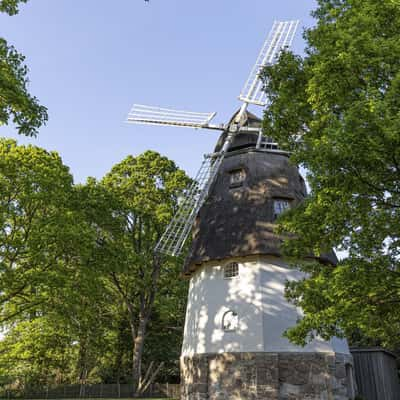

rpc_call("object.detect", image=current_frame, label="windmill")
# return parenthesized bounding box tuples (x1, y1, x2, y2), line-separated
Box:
(127, 20, 299, 257)
(127, 20, 356, 400)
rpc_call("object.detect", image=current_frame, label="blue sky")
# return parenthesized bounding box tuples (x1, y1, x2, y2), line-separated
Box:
(1, 0, 317, 183)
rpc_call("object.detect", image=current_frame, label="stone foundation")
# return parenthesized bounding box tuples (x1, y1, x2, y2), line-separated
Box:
(180, 352, 354, 400)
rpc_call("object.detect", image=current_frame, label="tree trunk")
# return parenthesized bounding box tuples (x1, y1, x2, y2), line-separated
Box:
(115, 324, 124, 398)
(111, 256, 162, 397)
(132, 257, 161, 396)
(132, 313, 149, 396)
(77, 336, 88, 384)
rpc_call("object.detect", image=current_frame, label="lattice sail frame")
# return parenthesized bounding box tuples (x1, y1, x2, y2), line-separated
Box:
(239, 20, 299, 106)
(154, 152, 225, 257)
(127, 104, 217, 129)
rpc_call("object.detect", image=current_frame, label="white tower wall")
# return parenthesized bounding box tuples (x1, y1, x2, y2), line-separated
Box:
(181, 256, 350, 356)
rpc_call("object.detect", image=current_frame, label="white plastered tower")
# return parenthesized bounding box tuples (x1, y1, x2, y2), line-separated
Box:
(178, 125, 355, 400)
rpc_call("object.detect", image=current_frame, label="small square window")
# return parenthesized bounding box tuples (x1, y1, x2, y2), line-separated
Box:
(224, 262, 239, 278)
(229, 169, 246, 187)
(273, 199, 290, 220)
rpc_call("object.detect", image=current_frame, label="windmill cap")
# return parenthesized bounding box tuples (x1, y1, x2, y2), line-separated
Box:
(214, 110, 263, 153)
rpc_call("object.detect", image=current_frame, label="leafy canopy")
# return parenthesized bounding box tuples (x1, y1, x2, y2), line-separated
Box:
(0, 0, 47, 136)
(0, 139, 96, 324)
(0, 0, 28, 16)
(94, 150, 190, 394)
(0, 146, 191, 390)
(261, 0, 400, 348)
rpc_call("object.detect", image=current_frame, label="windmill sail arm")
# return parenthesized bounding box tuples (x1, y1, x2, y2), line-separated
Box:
(239, 20, 299, 107)
(127, 118, 220, 130)
(154, 152, 225, 257)
(127, 104, 223, 130)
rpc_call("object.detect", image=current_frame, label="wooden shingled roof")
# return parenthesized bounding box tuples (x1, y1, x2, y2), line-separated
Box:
(183, 112, 337, 276)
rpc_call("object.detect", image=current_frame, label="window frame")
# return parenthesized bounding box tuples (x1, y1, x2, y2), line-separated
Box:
(222, 310, 239, 332)
(228, 168, 246, 188)
(272, 198, 291, 221)
(223, 262, 239, 279)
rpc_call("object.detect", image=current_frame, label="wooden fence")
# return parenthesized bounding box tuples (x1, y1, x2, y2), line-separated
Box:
(351, 347, 400, 400)
(0, 383, 180, 399)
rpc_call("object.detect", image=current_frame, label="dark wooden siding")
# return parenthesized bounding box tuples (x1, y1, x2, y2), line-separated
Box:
(183, 111, 337, 276)
(351, 348, 400, 400)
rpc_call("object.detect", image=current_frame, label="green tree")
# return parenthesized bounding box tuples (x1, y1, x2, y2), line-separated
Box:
(0, 145, 190, 392)
(0, 316, 75, 390)
(0, 0, 47, 136)
(143, 271, 188, 384)
(0, 139, 95, 324)
(261, 0, 400, 348)
(0, 140, 116, 391)
(0, 0, 28, 16)
(98, 151, 190, 396)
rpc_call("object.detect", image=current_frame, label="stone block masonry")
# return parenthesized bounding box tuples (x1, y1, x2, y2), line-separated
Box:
(181, 352, 354, 400)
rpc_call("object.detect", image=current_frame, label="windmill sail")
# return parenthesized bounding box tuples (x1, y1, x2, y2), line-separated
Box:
(155, 152, 225, 257)
(128, 21, 300, 258)
(239, 20, 299, 106)
(127, 104, 218, 129)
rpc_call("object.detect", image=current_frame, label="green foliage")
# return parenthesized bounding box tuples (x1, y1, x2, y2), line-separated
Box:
(0, 144, 190, 390)
(0, 138, 95, 323)
(0, 139, 111, 389)
(0, 0, 189, 389)
(0, 0, 47, 136)
(0, 316, 75, 387)
(102, 150, 190, 225)
(143, 261, 189, 383)
(0, 0, 27, 16)
(0, 38, 48, 136)
(261, 0, 400, 348)
(99, 151, 190, 393)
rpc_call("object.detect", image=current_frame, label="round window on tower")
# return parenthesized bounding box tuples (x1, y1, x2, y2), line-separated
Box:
(224, 262, 239, 279)
(222, 310, 238, 332)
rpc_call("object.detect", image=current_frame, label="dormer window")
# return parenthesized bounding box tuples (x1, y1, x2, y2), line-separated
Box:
(224, 262, 239, 279)
(229, 169, 246, 187)
(273, 199, 290, 220)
